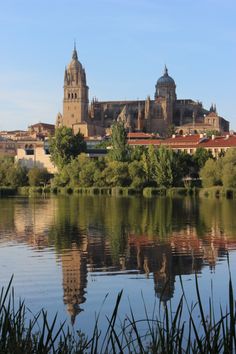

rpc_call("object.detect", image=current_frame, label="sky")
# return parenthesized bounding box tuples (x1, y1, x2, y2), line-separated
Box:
(0, 0, 235, 131)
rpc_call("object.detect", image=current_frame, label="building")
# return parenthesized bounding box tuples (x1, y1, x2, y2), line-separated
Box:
(28, 122, 55, 139)
(56, 46, 229, 137)
(128, 133, 236, 157)
(15, 139, 57, 173)
(0, 137, 16, 157)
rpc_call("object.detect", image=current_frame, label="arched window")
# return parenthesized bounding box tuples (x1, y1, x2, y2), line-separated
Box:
(68, 93, 70, 99)
(74, 93, 77, 99)
(71, 93, 74, 99)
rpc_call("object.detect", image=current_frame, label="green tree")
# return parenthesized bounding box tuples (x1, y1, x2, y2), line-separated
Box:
(128, 160, 146, 188)
(28, 167, 50, 186)
(173, 151, 195, 183)
(130, 146, 146, 161)
(221, 148, 236, 188)
(103, 161, 131, 186)
(7, 163, 28, 187)
(222, 148, 236, 165)
(109, 122, 129, 162)
(222, 164, 236, 188)
(79, 161, 97, 187)
(0, 158, 28, 187)
(193, 147, 213, 172)
(53, 158, 81, 187)
(141, 145, 158, 186)
(199, 159, 221, 187)
(156, 146, 174, 187)
(49, 126, 86, 169)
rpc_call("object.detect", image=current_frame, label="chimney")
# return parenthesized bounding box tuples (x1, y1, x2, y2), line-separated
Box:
(172, 134, 176, 139)
(200, 133, 203, 138)
(212, 135, 215, 140)
(226, 134, 229, 139)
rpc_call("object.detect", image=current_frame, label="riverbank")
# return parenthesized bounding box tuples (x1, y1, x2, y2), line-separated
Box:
(1, 185, 236, 198)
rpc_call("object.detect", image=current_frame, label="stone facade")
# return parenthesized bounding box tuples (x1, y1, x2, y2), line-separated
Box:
(15, 140, 57, 174)
(56, 48, 229, 137)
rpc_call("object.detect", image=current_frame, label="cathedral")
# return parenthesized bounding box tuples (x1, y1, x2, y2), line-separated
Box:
(56, 46, 229, 137)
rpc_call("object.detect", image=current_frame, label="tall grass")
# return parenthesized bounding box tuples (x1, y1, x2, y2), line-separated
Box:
(0, 272, 235, 353)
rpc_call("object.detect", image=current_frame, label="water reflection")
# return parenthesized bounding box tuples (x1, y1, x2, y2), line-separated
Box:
(0, 196, 236, 324)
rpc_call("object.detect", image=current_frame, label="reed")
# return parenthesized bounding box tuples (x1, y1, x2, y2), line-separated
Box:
(0, 270, 236, 353)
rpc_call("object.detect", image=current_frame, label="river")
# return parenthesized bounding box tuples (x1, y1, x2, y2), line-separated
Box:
(0, 195, 236, 336)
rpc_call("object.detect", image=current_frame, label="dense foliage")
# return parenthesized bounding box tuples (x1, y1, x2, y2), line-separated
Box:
(28, 167, 51, 187)
(1, 123, 236, 190)
(51, 121, 214, 189)
(49, 122, 216, 189)
(200, 148, 236, 188)
(0, 158, 51, 187)
(49, 126, 86, 170)
(109, 121, 129, 162)
(0, 158, 28, 187)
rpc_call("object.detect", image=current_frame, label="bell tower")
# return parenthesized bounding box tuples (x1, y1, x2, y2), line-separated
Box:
(62, 44, 89, 128)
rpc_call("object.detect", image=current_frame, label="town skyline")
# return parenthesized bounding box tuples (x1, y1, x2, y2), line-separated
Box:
(0, 0, 235, 131)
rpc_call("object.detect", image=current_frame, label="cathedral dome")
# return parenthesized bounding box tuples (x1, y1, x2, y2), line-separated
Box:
(67, 47, 82, 72)
(156, 66, 175, 86)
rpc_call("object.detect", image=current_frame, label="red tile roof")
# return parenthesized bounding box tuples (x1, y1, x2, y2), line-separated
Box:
(128, 135, 236, 149)
(127, 132, 156, 139)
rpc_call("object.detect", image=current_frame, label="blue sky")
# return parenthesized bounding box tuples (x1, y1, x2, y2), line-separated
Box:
(0, 0, 235, 130)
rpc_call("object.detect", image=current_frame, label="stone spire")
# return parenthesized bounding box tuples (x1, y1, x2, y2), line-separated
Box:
(72, 41, 78, 60)
(164, 65, 168, 76)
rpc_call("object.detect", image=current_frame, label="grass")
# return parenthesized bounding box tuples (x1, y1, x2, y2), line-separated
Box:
(1, 267, 236, 353)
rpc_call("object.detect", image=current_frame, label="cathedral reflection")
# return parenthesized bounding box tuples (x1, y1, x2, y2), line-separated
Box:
(61, 242, 87, 324)
(3, 196, 236, 324)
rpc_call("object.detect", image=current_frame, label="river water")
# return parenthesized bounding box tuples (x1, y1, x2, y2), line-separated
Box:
(0, 195, 236, 336)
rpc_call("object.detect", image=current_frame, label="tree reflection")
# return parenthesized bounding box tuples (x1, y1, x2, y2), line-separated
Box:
(1, 195, 236, 323)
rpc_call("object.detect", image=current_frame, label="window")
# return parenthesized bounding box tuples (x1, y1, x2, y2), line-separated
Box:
(74, 93, 77, 99)
(25, 144, 34, 155)
(44, 142, 50, 155)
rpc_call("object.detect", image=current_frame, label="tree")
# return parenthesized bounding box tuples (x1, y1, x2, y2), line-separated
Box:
(199, 159, 221, 187)
(156, 146, 174, 188)
(103, 161, 131, 186)
(222, 148, 236, 165)
(222, 164, 236, 188)
(28, 167, 50, 186)
(109, 122, 129, 162)
(7, 163, 28, 187)
(0, 158, 28, 187)
(172, 151, 193, 186)
(221, 148, 236, 188)
(130, 146, 146, 161)
(193, 148, 213, 172)
(128, 160, 146, 189)
(49, 126, 86, 169)
(141, 145, 158, 186)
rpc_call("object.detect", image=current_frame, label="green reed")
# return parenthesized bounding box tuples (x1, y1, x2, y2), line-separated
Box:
(0, 270, 235, 353)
